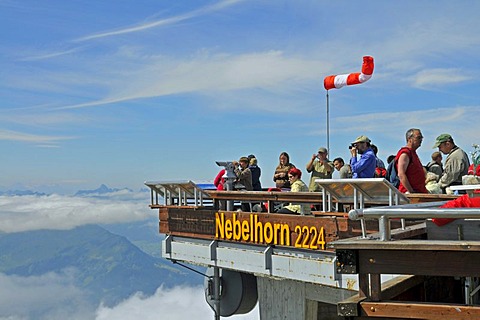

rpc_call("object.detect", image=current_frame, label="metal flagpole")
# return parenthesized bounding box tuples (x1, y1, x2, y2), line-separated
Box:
(326, 90, 330, 153)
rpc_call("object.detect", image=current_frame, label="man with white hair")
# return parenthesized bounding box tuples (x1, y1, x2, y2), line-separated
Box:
(396, 128, 428, 194)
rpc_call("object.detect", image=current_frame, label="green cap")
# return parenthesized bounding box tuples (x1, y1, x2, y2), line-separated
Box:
(432, 133, 452, 148)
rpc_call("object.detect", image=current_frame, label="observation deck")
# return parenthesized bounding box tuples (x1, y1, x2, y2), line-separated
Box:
(145, 178, 476, 320)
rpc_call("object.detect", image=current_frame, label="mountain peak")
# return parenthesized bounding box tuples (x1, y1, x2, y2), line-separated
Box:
(74, 184, 122, 196)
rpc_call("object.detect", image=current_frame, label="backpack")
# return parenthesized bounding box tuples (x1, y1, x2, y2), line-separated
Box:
(375, 167, 387, 178)
(386, 160, 399, 187)
(386, 147, 411, 188)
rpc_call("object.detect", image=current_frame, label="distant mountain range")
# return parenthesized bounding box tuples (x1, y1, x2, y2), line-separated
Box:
(74, 184, 133, 196)
(0, 184, 143, 197)
(0, 189, 47, 196)
(0, 224, 203, 307)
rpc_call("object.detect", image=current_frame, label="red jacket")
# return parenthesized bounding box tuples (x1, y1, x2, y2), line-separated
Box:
(214, 169, 225, 191)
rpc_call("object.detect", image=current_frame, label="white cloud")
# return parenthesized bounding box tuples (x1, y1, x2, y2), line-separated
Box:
(0, 111, 91, 126)
(0, 192, 150, 233)
(19, 47, 85, 62)
(0, 274, 259, 320)
(332, 106, 480, 162)
(95, 285, 259, 320)
(334, 106, 477, 136)
(0, 129, 75, 144)
(410, 68, 472, 88)
(56, 50, 325, 110)
(0, 270, 96, 320)
(75, 0, 245, 42)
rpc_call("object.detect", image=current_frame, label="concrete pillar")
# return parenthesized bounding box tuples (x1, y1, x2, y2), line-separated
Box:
(257, 277, 317, 320)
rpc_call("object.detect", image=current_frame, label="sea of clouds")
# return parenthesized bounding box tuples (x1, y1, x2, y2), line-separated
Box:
(0, 190, 259, 320)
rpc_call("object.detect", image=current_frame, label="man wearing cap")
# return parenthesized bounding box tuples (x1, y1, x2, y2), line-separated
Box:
(433, 133, 470, 192)
(235, 157, 254, 211)
(395, 128, 428, 194)
(306, 147, 333, 191)
(349, 135, 376, 178)
(235, 157, 253, 191)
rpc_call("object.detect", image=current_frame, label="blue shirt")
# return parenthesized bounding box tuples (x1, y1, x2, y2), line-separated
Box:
(350, 148, 376, 178)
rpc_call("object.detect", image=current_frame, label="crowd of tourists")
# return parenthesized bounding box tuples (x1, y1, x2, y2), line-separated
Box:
(214, 128, 477, 214)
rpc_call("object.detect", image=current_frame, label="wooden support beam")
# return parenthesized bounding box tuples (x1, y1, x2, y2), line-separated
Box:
(337, 275, 424, 317)
(360, 301, 480, 319)
(305, 282, 355, 305)
(358, 249, 480, 277)
(370, 274, 381, 301)
(331, 238, 480, 251)
(379, 275, 424, 301)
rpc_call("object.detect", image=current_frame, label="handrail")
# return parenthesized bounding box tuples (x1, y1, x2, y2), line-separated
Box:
(347, 201, 480, 241)
(348, 202, 480, 220)
(206, 190, 324, 203)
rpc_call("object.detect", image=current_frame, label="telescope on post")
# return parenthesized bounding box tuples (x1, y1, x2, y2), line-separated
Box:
(216, 161, 237, 211)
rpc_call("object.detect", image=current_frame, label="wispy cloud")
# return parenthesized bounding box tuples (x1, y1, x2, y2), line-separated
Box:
(75, 0, 245, 42)
(410, 68, 472, 88)
(0, 111, 91, 126)
(55, 50, 324, 110)
(332, 106, 480, 160)
(334, 106, 476, 138)
(19, 46, 86, 61)
(0, 129, 75, 144)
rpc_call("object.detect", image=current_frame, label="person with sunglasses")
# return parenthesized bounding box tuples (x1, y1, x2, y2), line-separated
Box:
(395, 128, 428, 194)
(276, 168, 311, 215)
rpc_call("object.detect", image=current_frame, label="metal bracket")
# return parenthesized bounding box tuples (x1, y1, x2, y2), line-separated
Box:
(165, 234, 173, 255)
(337, 299, 360, 317)
(336, 249, 358, 274)
(264, 246, 273, 271)
(209, 240, 218, 261)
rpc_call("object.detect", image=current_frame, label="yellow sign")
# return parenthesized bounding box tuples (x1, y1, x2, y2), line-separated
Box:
(215, 212, 325, 250)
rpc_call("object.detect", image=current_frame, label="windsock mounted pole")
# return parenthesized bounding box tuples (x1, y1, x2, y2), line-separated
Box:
(326, 91, 330, 154)
(323, 56, 374, 152)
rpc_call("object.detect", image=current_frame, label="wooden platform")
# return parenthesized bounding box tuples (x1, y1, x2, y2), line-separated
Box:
(145, 179, 476, 320)
(330, 219, 480, 319)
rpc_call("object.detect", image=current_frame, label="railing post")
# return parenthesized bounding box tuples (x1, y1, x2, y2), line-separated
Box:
(379, 215, 390, 241)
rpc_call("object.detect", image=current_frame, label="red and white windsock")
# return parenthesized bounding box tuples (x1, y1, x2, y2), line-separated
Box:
(323, 56, 374, 90)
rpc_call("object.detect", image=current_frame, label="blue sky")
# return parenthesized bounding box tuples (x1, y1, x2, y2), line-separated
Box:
(1, 0, 480, 193)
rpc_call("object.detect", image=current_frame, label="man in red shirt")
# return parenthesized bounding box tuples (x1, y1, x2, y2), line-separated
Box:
(396, 128, 428, 194)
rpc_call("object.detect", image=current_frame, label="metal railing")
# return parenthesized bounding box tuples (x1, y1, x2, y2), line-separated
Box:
(348, 201, 480, 241)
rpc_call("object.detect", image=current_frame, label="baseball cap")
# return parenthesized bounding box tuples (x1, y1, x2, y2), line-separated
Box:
(432, 133, 452, 148)
(352, 135, 371, 144)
